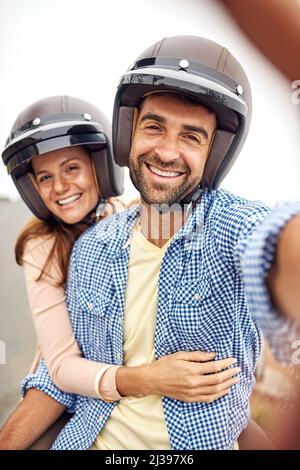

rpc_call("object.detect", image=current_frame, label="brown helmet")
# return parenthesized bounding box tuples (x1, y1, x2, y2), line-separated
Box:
(2, 95, 124, 220)
(113, 35, 251, 200)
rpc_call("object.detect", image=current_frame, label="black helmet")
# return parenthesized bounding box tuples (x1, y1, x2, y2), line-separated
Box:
(113, 35, 251, 194)
(2, 95, 124, 220)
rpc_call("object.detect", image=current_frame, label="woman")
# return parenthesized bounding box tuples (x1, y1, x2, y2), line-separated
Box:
(1, 95, 272, 449)
(2, 95, 127, 402)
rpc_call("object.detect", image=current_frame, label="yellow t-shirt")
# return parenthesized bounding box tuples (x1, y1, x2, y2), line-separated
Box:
(91, 223, 172, 450)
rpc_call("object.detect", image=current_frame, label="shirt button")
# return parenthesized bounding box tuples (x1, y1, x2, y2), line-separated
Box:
(117, 353, 122, 361)
(87, 302, 93, 310)
(119, 317, 123, 325)
(194, 293, 201, 301)
(99, 415, 104, 422)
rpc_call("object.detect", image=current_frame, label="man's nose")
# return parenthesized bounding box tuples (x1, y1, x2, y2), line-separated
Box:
(154, 134, 180, 162)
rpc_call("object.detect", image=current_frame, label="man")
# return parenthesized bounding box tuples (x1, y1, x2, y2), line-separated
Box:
(1, 35, 300, 450)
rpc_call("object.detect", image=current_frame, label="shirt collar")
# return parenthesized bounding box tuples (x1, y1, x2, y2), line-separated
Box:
(97, 189, 214, 255)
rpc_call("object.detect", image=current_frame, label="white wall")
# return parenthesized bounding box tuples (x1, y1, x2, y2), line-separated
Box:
(1, 0, 299, 205)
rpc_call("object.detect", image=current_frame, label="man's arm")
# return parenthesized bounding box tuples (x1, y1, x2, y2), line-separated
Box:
(0, 388, 65, 450)
(0, 361, 76, 450)
(222, 0, 300, 82)
(267, 214, 300, 322)
(213, 198, 300, 363)
(0, 356, 77, 450)
(116, 351, 240, 402)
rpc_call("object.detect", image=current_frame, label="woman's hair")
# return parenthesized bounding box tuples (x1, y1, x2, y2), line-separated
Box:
(15, 195, 136, 287)
(15, 146, 98, 287)
(15, 217, 87, 287)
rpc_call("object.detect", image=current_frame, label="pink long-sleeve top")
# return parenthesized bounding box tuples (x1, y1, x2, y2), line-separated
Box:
(23, 235, 121, 401)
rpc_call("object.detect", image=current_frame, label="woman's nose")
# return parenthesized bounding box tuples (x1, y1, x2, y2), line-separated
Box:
(53, 175, 68, 193)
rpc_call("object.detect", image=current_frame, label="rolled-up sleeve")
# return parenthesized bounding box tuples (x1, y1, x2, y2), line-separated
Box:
(241, 202, 300, 363)
(213, 198, 300, 363)
(21, 358, 77, 413)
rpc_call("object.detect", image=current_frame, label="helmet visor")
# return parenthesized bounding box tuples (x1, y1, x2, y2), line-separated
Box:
(3, 118, 107, 177)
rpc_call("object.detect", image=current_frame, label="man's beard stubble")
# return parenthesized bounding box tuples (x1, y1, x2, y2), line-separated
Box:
(129, 154, 198, 207)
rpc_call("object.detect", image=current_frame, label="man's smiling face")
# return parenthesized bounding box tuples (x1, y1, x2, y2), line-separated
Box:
(129, 93, 217, 207)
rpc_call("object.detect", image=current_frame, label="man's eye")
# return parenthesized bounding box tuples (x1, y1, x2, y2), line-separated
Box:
(184, 134, 201, 144)
(145, 124, 161, 131)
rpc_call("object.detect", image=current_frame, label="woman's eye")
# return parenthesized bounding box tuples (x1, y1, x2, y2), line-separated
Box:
(38, 175, 51, 183)
(66, 165, 78, 173)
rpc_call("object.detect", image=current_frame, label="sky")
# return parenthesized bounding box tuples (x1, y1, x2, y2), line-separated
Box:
(0, 0, 299, 206)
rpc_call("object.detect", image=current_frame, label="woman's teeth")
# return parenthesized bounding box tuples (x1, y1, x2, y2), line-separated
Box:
(57, 193, 82, 206)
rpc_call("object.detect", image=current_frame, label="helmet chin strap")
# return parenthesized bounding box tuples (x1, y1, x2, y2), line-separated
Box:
(180, 183, 205, 205)
(56, 197, 106, 226)
(177, 128, 216, 210)
(80, 197, 106, 225)
(152, 183, 204, 215)
(95, 198, 107, 222)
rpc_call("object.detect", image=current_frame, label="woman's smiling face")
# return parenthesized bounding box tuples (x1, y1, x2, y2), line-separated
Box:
(32, 146, 99, 224)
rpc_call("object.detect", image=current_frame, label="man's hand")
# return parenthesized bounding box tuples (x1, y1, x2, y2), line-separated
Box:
(0, 388, 65, 450)
(116, 351, 240, 403)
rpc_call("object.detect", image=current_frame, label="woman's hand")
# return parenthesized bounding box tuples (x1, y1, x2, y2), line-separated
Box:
(116, 351, 240, 403)
(103, 197, 128, 217)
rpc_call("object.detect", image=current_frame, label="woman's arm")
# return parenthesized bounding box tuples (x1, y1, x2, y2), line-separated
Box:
(23, 236, 120, 400)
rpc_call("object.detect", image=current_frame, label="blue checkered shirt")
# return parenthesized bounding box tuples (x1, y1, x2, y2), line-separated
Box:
(22, 189, 300, 449)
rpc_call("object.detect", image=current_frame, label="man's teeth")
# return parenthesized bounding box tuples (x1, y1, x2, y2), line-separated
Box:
(57, 194, 82, 206)
(149, 165, 181, 178)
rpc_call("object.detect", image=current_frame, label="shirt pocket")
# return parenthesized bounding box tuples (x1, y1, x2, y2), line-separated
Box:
(78, 288, 109, 316)
(171, 276, 232, 355)
(78, 288, 110, 358)
(174, 276, 211, 304)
